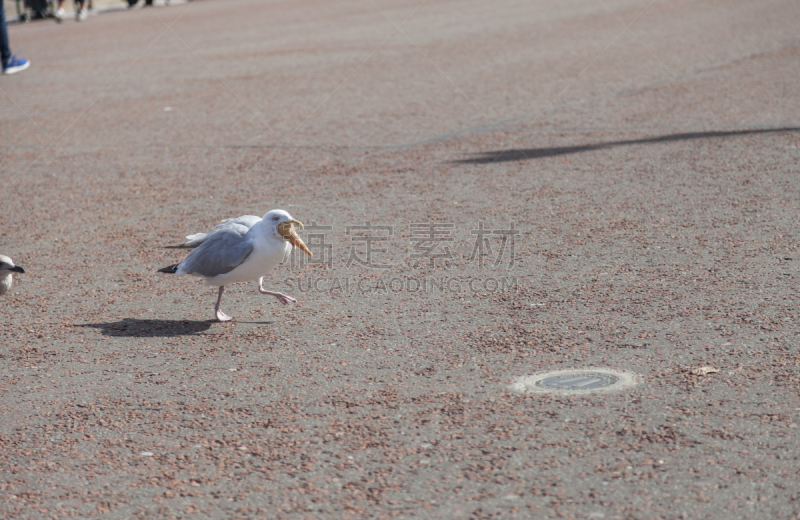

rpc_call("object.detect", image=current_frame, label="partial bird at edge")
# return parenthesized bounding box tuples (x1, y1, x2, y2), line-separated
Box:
(0, 255, 25, 296)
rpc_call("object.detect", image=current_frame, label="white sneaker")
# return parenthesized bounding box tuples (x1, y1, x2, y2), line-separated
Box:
(55, 7, 65, 22)
(76, 9, 88, 21)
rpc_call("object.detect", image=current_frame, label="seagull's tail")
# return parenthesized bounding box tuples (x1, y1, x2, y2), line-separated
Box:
(157, 264, 181, 274)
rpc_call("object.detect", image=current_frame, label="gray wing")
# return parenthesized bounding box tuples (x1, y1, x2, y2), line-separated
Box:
(167, 215, 261, 249)
(177, 216, 260, 277)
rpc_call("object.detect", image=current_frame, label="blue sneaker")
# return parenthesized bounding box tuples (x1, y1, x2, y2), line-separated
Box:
(3, 56, 30, 75)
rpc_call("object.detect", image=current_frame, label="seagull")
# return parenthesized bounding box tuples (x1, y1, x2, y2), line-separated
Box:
(0, 255, 25, 296)
(158, 209, 312, 322)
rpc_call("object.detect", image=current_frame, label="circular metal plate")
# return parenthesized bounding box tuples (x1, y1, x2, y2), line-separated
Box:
(509, 368, 640, 395)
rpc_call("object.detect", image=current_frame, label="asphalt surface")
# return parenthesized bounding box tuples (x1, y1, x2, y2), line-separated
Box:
(1, 0, 799, 518)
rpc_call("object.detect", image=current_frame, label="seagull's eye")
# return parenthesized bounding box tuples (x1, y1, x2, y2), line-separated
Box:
(273, 216, 280, 221)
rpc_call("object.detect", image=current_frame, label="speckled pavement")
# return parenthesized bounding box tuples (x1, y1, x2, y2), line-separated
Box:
(1, 0, 799, 518)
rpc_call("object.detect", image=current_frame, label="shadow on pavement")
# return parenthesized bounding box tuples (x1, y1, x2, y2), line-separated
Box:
(455, 126, 800, 164)
(79, 318, 212, 337)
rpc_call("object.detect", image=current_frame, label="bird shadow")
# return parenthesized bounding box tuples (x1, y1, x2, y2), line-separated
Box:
(453, 127, 800, 164)
(79, 318, 213, 338)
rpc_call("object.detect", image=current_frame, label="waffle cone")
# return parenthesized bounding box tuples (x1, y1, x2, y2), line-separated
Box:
(278, 221, 312, 256)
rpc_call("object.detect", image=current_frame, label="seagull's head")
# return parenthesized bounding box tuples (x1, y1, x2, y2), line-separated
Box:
(263, 209, 313, 256)
(0, 255, 24, 275)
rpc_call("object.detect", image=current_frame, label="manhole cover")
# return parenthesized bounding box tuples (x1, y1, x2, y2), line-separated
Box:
(509, 369, 640, 395)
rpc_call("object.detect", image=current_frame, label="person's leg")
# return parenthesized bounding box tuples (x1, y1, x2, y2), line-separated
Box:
(55, 0, 66, 22)
(0, 1, 11, 67)
(76, 0, 87, 21)
(0, 2, 28, 74)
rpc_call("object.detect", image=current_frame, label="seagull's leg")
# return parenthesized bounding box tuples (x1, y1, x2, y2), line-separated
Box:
(258, 276, 297, 305)
(214, 286, 233, 322)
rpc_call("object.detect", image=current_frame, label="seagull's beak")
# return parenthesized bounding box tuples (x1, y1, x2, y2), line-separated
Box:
(277, 220, 312, 256)
(10, 266, 24, 274)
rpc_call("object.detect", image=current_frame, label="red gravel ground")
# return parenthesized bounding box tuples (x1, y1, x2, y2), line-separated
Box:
(1, 0, 799, 518)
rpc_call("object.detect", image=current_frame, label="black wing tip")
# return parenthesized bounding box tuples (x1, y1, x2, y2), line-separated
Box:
(157, 264, 180, 274)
